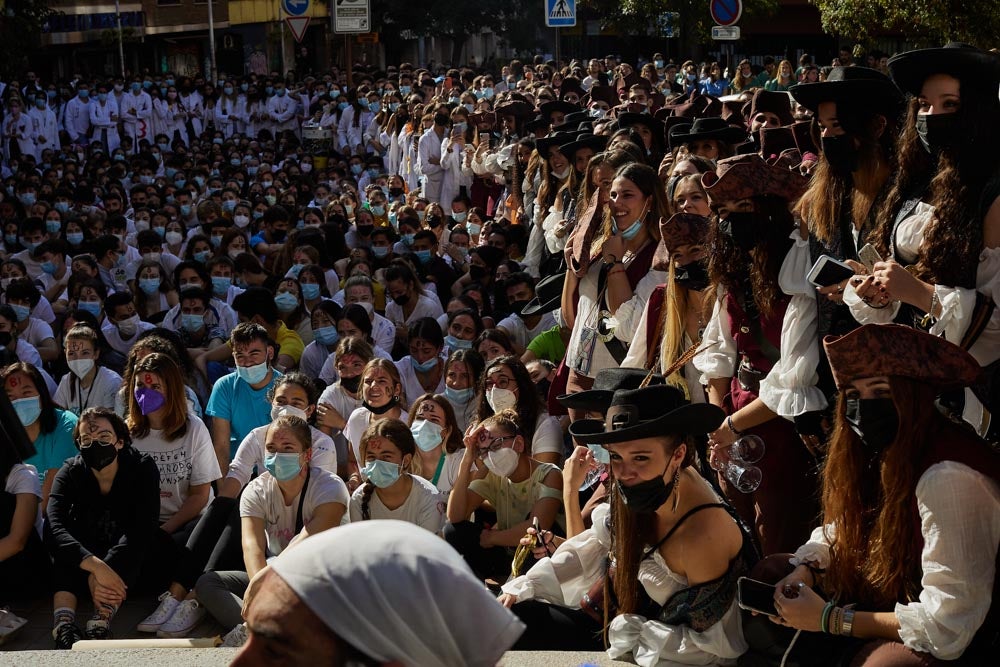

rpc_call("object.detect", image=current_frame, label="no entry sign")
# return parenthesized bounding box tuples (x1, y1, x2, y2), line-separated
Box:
(710, 0, 743, 27)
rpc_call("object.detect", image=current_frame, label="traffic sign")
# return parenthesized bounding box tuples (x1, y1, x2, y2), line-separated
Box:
(281, 0, 309, 18)
(545, 0, 576, 28)
(335, 0, 370, 33)
(711, 25, 741, 40)
(286, 16, 310, 42)
(710, 0, 742, 27)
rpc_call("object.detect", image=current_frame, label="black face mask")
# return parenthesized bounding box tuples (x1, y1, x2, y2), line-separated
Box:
(426, 215, 442, 229)
(469, 265, 488, 282)
(535, 379, 552, 403)
(363, 396, 398, 415)
(915, 113, 960, 154)
(80, 442, 119, 471)
(845, 397, 899, 453)
(433, 113, 450, 127)
(0, 331, 11, 347)
(617, 464, 677, 514)
(821, 135, 859, 176)
(719, 212, 766, 252)
(340, 375, 361, 393)
(388, 187, 404, 197)
(392, 293, 410, 306)
(270, 229, 287, 241)
(674, 259, 710, 291)
(357, 224, 374, 237)
(508, 299, 531, 316)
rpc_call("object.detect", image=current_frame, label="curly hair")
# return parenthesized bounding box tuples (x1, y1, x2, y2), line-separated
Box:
(707, 195, 796, 318)
(870, 87, 1000, 289)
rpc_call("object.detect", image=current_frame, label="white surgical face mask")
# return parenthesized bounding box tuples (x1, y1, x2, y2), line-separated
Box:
(67, 358, 95, 379)
(486, 386, 517, 412)
(485, 447, 519, 478)
(271, 403, 309, 422)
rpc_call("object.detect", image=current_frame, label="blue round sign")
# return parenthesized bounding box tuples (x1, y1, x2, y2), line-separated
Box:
(710, 0, 742, 27)
(282, 0, 310, 17)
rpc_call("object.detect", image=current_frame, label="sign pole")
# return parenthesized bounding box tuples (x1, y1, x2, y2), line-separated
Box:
(114, 0, 126, 80)
(280, 5, 287, 76)
(207, 0, 218, 81)
(555, 28, 560, 65)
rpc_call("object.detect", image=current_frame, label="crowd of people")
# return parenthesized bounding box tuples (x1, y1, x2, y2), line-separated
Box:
(0, 40, 998, 666)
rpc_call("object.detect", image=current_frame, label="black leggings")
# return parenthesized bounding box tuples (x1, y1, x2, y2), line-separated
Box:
(510, 600, 605, 651)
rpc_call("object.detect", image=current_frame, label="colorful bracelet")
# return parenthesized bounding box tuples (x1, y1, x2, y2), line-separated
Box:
(820, 600, 835, 634)
(841, 605, 856, 637)
(830, 606, 843, 636)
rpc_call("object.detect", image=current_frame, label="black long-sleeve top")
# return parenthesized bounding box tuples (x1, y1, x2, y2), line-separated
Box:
(44, 447, 160, 583)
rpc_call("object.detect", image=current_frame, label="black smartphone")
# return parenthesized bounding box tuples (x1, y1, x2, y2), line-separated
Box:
(737, 577, 779, 617)
(807, 254, 856, 288)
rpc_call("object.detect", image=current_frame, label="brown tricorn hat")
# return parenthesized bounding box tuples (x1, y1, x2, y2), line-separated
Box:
(653, 214, 711, 271)
(748, 89, 794, 126)
(823, 324, 982, 390)
(701, 153, 809, 203)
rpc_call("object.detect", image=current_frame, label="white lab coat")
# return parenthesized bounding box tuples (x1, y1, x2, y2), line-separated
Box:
(417, 127, 446, 203)
(267, 94, 298, 136)
(63, 96, 92, 145)
(2, 112, 36, 161)
(215, 95, 244, 138)
(154, 98, 188, 144)
(120, 91, 153, 152)
(181, 91, 204, 136)
(89, 97, 121, 153)
(28, 106, 59, 160)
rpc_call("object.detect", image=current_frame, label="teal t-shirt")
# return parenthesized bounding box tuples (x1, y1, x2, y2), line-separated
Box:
(206, 370, 282, 459)
(25, 409, 79, 482)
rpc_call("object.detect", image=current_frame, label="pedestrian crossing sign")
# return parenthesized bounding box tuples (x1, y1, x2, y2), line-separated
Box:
(545, 0, 576, 27)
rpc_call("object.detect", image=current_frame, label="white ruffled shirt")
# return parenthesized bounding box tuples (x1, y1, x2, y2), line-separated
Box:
(790, 461, 1000, 661)
(843, 201, 1000, 367)
(501, 504, 747, 666)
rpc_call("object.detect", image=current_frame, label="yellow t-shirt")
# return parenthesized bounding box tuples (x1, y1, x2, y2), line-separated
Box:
(274, 321, 305, 365)
(469, 462, 562, 531)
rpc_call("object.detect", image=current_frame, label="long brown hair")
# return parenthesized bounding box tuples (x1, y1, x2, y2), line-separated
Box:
(127, 352, 189, 441)
(871, 86, 1000, 289)
(408, 393, 464, 454)
(590, 162, 667, 260)
(610, 434, 695, 616)
(821, 376, 938, 608)
(707, 195, 795, 318)
(796, 114, 895, 244)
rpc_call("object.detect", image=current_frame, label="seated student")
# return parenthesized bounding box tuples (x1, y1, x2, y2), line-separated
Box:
(195, 415, 350, 647)
(316, 304, 393, 385)
(341, 274, 394, 352)
(198, 286, 304, 376)
(174, 287, 227, 360)
(409, 229, 457, 300)
(443, 349, 485, 433)
(407, 393, 466, 495)
(384, 261, 445, 350)
(443, 308, 484, 355)
(131, 258, 177, 324)
(299, 300, 343, 380)
(476, 328, 517, 364)
(205, 322, 283, 475)
(161, 261, 239, 336)
(44, 408, 160, 648)
(316, 337, 373, 478)
(394, 317, 446, 404)
(54, 325, 122, 416)
(344, 358, 410, 489)
(495, 273, 558, 354)
(0, 421, 49, 608)
(33, 240, 71, 316)
(475, 355, 564, 465)
(222, 373, 338, 498)
(2, 362, 78, 511)
(116, 333, 206, 420)
(101, 291, 156, 356)
(445, 409, 563, 582)
(128, 353, 221, 637)
(349, 418, 445, 534)
(499, 385, 753, 663)
(3, 278, 59, 362)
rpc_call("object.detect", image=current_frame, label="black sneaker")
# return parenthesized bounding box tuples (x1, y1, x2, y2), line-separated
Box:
(85, 617, 112, 641)
(53, 621, 84, 649)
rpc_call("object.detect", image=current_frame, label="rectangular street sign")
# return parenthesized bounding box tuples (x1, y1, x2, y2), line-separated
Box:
(545, 0, 576, 28)
(711, 25, 741, 40)
(335, 0, 370, 34)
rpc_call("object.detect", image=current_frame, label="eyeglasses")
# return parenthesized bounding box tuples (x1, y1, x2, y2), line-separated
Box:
(78, 436, 116, 448)
(479, 435, 516, 453)
(484, 374, 513, 389)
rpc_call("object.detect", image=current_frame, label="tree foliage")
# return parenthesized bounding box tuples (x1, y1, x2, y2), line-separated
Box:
(809, 0, 1000, 48)
(0, 0, 57, 79)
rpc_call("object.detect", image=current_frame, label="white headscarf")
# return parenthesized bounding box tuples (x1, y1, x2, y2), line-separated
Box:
(269, 520, 525, 666)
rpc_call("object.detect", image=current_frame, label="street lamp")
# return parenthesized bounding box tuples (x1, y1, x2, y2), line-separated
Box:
(207, 0, 218, 81)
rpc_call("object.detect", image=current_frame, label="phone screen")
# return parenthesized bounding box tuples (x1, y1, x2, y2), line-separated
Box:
(737, 577, 779, 617)
(808, 256, 855, 287)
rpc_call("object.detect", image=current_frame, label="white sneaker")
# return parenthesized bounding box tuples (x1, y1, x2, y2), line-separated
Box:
(220, 622, 249, 648)
(156, 600, 206, 638)
(136, 592, 179, 633)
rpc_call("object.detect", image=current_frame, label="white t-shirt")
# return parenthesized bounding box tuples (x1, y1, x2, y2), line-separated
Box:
(394, 355, 446, 409)
(226, 423, 338, 490)
(316, 344, 392, 386)
(100, 319, 156, 355)
(5, 462, 42, 535)
(20, 317, 55, 349)
(240, 466, 350, 556)
(531, 412, 564, 459)
(348, 473, 445, 534)
(317, 382, 362, 467)
(345, 407, 409, 470)
(385, 293, 445, 332)
(132, 414, 222, 522)
(434, 451, 467, 495)
(54, 366, 123, 416)
(497, 312, 557, 351)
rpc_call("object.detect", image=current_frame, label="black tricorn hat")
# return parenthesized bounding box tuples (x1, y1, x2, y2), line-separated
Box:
(558, 133, 608, 160)
(558, 367, 664, 413)
(669, 116, 747, 148)
(568, 385, 724, 444)
(790, 66, 903, 117)
(887, 42, 1000, 97)
(520, 272, 564, 317)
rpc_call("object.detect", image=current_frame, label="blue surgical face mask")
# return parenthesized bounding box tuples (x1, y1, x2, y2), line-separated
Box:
(401, 233, 415, 246)
(180, 204, 192, 217)
(444, 334, 472, 350)
(45, 219, 62, 234)
(410, 419, 444, 452)
(300, 283, 321, 300)
(411, 355, 439, 373)
(265, 452, 303, 481)
(350, 163, 363, 175)
(211, 276, 231, 295)
(67, 232, 85, 245)
(368, 101, 380, 112)
(40, 260, 58, 275)
(54, 201, 71, 213)
(10, 304, 31, 322)
(274, 292, 299, 311)
(139, 277, 161, 295)
(313, 325, 339, 346)
(445, 385, 475, 404)
(236, 360, 269, 385)
(370, 205, 385, 216)
(194, 250, 211, 263)
(414, 249, 432, 264)
(180, 313, 204, 332)
(372, 245, 390, 259)
(12, 396, 42, 427)
(399, 85, 411, 95)
(362, 459, 402, 488)
(78, 300, 102, 316)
